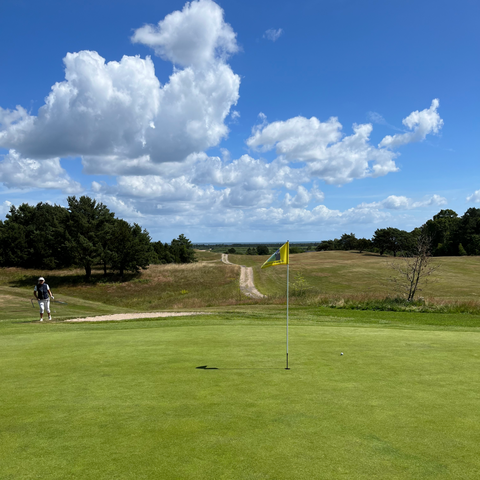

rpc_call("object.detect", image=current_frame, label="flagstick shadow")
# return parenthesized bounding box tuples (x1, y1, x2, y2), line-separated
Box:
(196, 366, 284, 370)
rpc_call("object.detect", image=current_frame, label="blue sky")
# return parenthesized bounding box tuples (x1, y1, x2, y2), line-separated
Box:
(0, 0, 478, 242)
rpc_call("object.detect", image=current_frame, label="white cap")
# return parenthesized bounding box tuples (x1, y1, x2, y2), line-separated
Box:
(38, 277, 45, 282)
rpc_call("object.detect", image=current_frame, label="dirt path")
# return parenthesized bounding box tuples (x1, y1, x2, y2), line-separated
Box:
(59, 253, 265, 321)
(64, 312, 209, 322)
(222, 254, 266, 299)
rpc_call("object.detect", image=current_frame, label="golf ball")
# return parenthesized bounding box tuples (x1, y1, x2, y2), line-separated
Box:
(341, 352, 343, 355)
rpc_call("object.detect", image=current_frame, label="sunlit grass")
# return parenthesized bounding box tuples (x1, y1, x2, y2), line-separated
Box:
(236, 251, 480, 303)
(2, 251, 480, 317)
(2, 308, 480, 478)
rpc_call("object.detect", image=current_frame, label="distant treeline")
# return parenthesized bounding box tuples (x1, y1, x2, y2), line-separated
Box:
(317, 209, 480, 256)
(194, 243, 318, 255)
(0, 196, 196, 279)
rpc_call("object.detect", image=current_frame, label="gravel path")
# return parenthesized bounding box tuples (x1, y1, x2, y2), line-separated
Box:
(222, 254, 266, 299)
(65, 312, 209, 322)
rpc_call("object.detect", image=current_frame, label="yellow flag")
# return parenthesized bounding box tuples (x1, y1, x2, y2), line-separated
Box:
(261, 242, 289, 269)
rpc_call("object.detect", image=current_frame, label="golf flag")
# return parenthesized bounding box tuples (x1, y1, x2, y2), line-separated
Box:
(261, 242, 289, 269)
(260, 241, 291, 369)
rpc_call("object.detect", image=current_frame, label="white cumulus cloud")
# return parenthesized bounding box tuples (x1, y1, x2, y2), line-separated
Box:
(132, 0, 238, 67)
(467, 190, 480, 203)
(0, 150, 82, 193)
(247, 115, 398, 185)
(379, 99, 443, 149)
(0, 0, 240, 166)
(0, 0, 449, 239)
(247, 100, 443, 185)
(359, 194, 447, 210)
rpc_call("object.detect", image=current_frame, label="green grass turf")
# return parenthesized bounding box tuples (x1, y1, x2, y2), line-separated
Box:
(1, 308, 480, 479)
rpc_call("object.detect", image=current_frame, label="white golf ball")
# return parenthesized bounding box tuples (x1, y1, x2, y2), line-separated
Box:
(341, 352, 343, 355)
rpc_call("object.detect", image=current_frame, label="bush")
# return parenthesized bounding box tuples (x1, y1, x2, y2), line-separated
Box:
(290, 273, 311, 297)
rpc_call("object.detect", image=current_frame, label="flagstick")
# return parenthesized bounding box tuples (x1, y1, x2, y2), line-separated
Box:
(286, 256, 290, 370)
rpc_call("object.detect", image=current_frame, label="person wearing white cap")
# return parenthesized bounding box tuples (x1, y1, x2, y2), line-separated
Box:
(34, 277, 54, 321)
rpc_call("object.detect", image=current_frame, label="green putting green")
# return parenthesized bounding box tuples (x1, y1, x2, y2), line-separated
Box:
(1, 313, 480, 479)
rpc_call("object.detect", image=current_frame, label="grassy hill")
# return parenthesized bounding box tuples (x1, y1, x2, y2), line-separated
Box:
(2, 253, 480, 478)
(231, 250, 480, 303)
(2, 251, 480, 321)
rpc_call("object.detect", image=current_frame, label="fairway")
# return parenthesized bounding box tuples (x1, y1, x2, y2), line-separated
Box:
(1, 313, 480, 479)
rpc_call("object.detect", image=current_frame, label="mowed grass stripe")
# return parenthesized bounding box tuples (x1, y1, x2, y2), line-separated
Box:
(1, 323, 480, 479)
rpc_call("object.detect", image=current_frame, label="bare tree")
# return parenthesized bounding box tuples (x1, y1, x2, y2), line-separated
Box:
(389, 229, 439, 301)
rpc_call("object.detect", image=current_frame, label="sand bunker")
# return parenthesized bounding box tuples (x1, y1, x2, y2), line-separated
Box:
(65, 312, 209, 322)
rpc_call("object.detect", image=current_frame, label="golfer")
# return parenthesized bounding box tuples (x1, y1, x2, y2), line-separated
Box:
(34, 277, 54, 321)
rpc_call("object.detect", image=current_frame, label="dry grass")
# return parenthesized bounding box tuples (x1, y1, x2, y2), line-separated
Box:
(0, 294, 24, 306)
(3, 251, 480, 313)
(0, 261, 270, 311)
(239, 250, 480, 302)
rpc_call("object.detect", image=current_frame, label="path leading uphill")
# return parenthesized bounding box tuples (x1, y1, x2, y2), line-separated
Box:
(221, 254, 266, 299)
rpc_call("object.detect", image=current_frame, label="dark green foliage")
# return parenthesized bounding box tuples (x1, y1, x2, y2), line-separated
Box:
(256, 245, 269, 255)
(151, 235, 196, 264)
(425, 209, 460, 256)
(0, 203, 71, 269)
(372, 227, 410, 256)
(227, 247, 236, 254)
(66, 196, 116, 280)
(339, 233, 358, 250)
(194, 242, 317, 254)
(314, 208, 480, 257)
(0, 196, 195, 275)
(246, 247, 257, 255)
(109, 220, 154, 276)
(0, 220, 30, 267)
(356, 238, 372, 253)
(170, 234, 196, 263)
(152, 241, 174, 264)
(459, 208, 480, 255)
(316, 240, 336, 251)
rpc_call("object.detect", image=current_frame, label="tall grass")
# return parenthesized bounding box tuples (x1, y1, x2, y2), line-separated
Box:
(0, 262, 272, 311)
(3, 250, 480, 314)
(283, 290, 480, 314)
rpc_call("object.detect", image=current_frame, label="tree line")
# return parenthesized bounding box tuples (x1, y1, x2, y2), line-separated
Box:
(316, 208, 480, 256)
(227, 245, 307, 255)
(0, 196, 196, 279)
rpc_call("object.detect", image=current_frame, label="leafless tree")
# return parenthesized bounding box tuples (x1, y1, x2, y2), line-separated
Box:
(389, 230, 439, 301)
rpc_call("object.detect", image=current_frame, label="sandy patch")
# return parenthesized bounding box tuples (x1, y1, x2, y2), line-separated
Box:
(65, 312, 209, 322)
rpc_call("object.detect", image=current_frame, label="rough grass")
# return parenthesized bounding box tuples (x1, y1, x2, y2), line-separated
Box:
(0, 285, 134, 322)
(0, 261, 265, 313)
(3, 250, 480, 316)
(231, 251, 480, 309)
